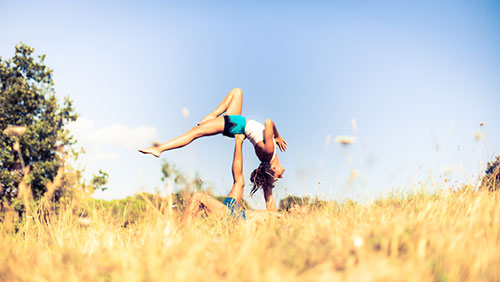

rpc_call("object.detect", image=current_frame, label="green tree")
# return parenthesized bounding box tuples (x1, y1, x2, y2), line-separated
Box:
(90, 170, 109, 192)
(160, 160, 204, 192)
(279, 195, 328, 211)
(481, 156, 500, 191)
(0, 43, 78, 201)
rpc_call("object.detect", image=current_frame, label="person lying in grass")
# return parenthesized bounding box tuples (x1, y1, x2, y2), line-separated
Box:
(180, 134, 282, 224)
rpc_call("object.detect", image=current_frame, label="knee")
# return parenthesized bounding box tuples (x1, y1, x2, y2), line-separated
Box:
(231, 88, 242, 98)
(190, 192, 205, 204)
(190, 126, 203, 139)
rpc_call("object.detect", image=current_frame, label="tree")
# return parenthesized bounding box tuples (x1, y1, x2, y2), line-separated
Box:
(279, 195, 328, 211)
(481, 156, 500, 191)
(160, 160, 205, 192)
(0, 43, 78, 202)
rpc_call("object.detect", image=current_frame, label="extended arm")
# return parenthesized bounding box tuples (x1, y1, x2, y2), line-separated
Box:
(226, 134, 245, 201)
(243, 186, 281, 220)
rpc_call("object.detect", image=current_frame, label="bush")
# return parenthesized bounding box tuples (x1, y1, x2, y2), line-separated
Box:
(481, 156, 500, 191)
(279, 195, 328, 211)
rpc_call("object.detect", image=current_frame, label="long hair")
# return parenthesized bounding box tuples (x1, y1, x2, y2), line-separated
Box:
(250, 162, 277, 196)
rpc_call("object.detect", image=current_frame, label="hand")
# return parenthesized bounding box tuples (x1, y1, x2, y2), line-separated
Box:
(235, 134, 246, 143)
(275, 135, 287, 152)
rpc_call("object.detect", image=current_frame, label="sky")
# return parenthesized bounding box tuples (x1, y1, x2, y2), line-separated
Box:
(2, 0, 499, 208)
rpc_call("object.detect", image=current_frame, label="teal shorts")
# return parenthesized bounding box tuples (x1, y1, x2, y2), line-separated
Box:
(223, 115, 247, 138)
(223, 197, 246, 219)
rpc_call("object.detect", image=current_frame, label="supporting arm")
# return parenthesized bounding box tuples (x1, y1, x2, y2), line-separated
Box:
(263, 186, 278, 211)
(226, 134, 245, 201)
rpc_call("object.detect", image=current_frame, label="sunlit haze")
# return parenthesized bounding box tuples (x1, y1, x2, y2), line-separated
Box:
(2, 0, 499, 208)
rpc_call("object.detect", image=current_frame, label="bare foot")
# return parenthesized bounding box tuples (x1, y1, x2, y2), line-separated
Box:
(197, 114, 217, 126)
(138, 145, 161, 158)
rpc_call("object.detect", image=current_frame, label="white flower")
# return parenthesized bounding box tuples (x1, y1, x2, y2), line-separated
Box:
(349, 169, 360, 180)
(181, 107, 190, 118)
(352, 235, 363, 248)
(3, 126, 26, 137)
(442, 165, 453, 175)
(78, 217, 92, 227)
(474, 132, 483, 141)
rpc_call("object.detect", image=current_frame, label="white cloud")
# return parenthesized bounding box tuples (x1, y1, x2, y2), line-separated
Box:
(66, 118, 158, 165)
(87, 151, 120, 162)
(86, 123, 157, 149)
(66, 117, 94, 135)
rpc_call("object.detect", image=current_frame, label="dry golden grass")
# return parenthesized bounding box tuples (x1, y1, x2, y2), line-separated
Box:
(1, 187, 500, 282)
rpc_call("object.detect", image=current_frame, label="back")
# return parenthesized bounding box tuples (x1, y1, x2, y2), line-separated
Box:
(244, 119, 265, 146)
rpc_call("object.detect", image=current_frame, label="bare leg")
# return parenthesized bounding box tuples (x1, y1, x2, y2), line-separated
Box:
(198, 88, 243, 125)
(180, 192, 228, 224)
(139, 116, 225, 157)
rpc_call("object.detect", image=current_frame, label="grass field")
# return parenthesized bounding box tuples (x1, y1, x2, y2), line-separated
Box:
(1, 186, 499, 282)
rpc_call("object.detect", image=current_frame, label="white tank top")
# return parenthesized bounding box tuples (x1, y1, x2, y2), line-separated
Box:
(244, 119, 265, 146)
(245, 119, 277, 160)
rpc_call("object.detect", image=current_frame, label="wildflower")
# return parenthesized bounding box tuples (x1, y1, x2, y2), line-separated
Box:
(335, 135, 357, 145)
(78, 217, 92, 227)
(474, 132, 483, 141)
(325, 134, 331, 147)
(352, 235, 363, 248)
(3, 125, 26, 137)
(442, 165, 453, 175)
(13, 142, 20, 151)
(350, 169, 360, 180)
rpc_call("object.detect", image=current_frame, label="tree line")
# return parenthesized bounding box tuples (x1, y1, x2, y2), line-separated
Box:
(2, 43, 498, 216)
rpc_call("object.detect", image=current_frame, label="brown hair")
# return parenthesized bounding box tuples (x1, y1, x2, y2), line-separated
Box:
(250, 162, 277, 195)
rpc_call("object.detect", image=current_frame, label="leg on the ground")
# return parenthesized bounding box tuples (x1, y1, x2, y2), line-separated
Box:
(139, 116, 225, 157)
(198, 88, 243, 125)
(180, 192, 228, 224)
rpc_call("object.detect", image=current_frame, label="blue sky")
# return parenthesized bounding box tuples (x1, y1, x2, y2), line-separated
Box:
(2, 0, 499, 208)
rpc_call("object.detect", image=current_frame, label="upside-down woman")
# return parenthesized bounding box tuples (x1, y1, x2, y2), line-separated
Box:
(139, 88, 287, 210)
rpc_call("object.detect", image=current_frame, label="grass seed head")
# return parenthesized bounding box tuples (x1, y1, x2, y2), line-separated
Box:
(3, 125, 27, 137)
(335, 135, 357, 145)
